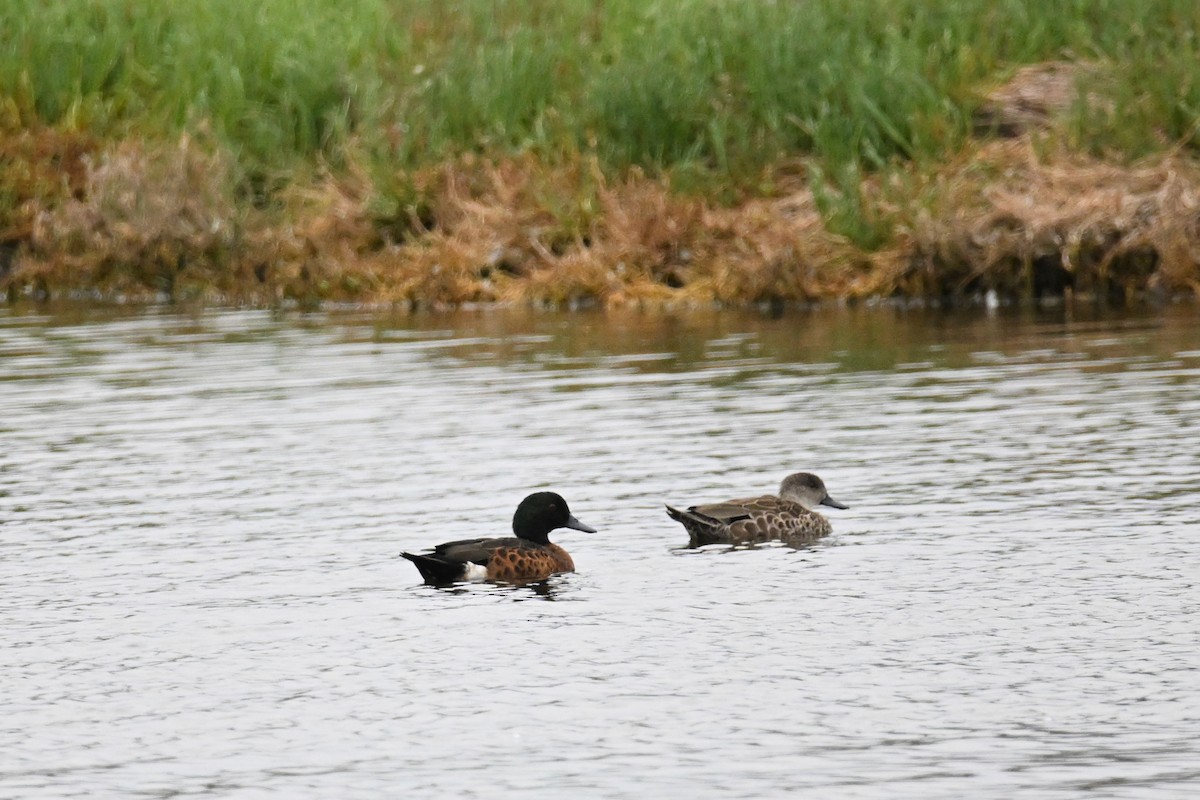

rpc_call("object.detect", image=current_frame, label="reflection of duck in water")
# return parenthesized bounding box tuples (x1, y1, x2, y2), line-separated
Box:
(666, 472, 848, 547)
(401, 492, 596, 585)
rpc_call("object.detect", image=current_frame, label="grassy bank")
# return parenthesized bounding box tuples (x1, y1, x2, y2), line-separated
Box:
(3, 0, 1200, 307)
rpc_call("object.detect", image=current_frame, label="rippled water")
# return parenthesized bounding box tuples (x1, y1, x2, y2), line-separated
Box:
(3, 303, 1199, 799)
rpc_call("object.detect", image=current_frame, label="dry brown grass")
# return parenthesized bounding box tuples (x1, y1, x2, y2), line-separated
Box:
(878, 138, 1200, 301)
(700, 191, 865, 305)
(4, 100, 1200, 308)
(973, 61, 1108, 137)
(0, 128, 97, 284)
(16, 135, 242, 300)
(265, 154, 860, 309)
(246, 155, 854, 309)
(263, 143, 1200, 307)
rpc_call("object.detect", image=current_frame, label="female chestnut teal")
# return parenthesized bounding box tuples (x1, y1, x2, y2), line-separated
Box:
(401, 491, 596, 585)
(666, 472, 848, 547)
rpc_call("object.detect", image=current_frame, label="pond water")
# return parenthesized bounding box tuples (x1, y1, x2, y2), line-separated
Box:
(3, 303, 1199, 799)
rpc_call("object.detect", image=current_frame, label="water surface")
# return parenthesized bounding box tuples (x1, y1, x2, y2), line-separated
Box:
(3, 304, 1199, 798)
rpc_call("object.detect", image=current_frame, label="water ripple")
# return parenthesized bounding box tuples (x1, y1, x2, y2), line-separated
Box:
(2, 305, 1199, 798)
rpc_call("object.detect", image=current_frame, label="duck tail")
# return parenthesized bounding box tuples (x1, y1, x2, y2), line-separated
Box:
(400, 552, 464, 585)
(665, 505, 724, 547)
(664, 504, 691, 523)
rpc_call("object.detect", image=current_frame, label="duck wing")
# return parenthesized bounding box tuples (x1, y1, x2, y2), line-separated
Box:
(429, 536, 525, 565)
(725, 496, 829, 542)
(688, 495, 791, 523)
(401, 536, 532, 585)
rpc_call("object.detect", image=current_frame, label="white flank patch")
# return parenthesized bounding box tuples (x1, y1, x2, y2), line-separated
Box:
(462, 562, 488, 582)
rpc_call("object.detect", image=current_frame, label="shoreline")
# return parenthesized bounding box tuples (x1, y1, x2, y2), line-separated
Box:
(7, 4, 1200, 310)
(5, 135, 1199, 311)
(6, 279, 1193, 316)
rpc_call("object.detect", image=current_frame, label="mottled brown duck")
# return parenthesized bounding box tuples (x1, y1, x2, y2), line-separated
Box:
(402, 492, 596, 585)
(666, 472, 848, 547)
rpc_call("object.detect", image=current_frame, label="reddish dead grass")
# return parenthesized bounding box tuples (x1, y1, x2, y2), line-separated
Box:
(262, 153, 863, 309)
(972, 61, 1110, 137)
(877, 139, 1200, 301)
(13, 135, 244, 300)
(3, 122, 1200, 308)
(0, 128, 97, 282)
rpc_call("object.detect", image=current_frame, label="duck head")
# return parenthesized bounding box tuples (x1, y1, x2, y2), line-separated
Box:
(778, 472, 848, 511)
(512, 491, 597, 544)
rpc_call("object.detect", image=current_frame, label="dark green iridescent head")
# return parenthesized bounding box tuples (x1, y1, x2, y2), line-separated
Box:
(512, 491, 597, 543)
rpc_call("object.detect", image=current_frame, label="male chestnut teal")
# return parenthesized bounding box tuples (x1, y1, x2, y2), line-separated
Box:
(401, 491, 596, 585)
(666, 472, 848, 547)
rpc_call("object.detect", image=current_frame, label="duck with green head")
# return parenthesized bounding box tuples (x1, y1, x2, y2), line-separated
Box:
(666, 472, 848, 547)
(401, 491, 597, 585)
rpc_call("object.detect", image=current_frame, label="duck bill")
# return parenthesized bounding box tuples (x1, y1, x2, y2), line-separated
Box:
(565, 514, 597, 533)
(820, 495, 849, 510)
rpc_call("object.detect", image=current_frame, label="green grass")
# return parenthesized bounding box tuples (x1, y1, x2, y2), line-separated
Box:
(4, 0, 1200, 227)
(1, 0, 388, 166)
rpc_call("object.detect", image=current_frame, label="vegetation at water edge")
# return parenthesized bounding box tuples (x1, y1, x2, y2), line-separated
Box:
(2, 0, 1199, 307)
